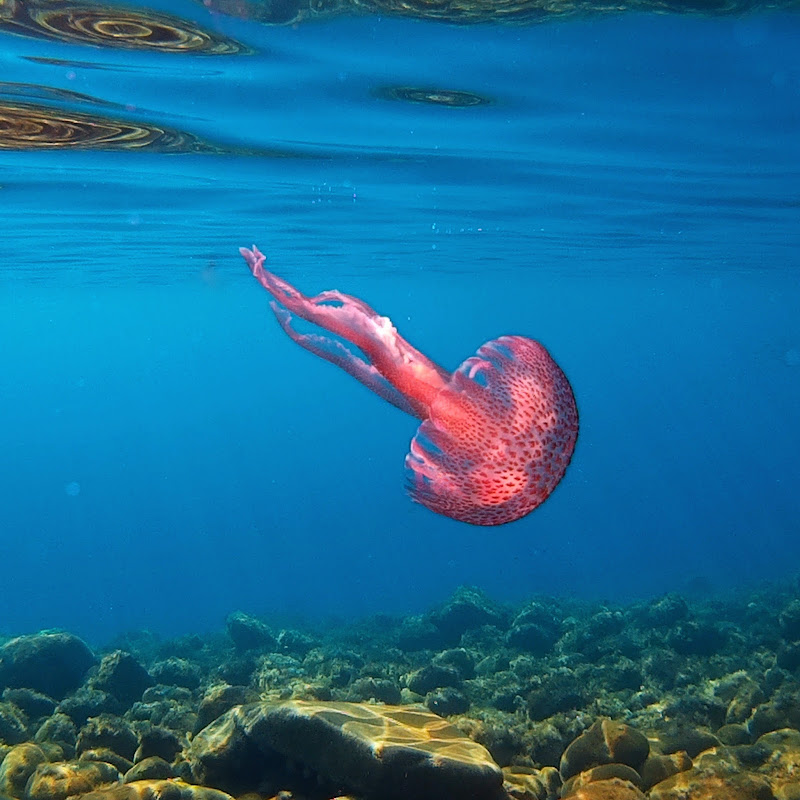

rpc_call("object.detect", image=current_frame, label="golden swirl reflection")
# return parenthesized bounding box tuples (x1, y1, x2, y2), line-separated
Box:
(0, 0, 248, 54)
(0, 101, 218, 152)
(377, 86, 491, 107)
(198, 0, 777, 24)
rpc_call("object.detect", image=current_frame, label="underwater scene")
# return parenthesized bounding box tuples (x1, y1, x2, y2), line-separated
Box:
(1, 0, 800, 798)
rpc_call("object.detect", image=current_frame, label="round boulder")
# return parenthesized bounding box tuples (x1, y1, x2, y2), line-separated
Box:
(0, 742, 47, 797)
(25, 760, 121, 800)
(560, 719, 649, 781)
(0, 633, 94, 699)
(91, 652, 154, 708)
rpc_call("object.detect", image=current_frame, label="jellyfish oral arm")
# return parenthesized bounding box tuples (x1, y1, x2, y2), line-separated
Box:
(241, 245, 449, 418)
(267, 300, 419, 416)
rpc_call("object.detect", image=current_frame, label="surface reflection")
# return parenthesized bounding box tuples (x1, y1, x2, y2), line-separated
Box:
(199, 0, 782, 24)
(0, 100, 218, 151)
(0, 0, 248, 53)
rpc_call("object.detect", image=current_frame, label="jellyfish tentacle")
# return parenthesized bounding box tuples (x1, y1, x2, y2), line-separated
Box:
(269, 302, 419, 416)
(242, 245, 449, 417)
(312, 289, 377, 316)
(242, 245, 305, 306)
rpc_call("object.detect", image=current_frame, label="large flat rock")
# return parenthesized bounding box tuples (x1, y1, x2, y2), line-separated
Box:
(191, 700, 506, 800)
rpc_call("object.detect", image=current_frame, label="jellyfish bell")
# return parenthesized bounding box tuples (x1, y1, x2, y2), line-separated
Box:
(241, 245, 578, 526)
(406, 335, 578, 526)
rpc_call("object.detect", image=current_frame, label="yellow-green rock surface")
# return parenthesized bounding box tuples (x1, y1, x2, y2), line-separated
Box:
(191, 700, 506, 800)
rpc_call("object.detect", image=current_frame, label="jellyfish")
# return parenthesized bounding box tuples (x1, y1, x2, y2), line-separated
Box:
(241, 245, 578, 526)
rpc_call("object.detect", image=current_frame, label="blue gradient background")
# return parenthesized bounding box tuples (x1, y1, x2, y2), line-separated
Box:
(1, 7, 798, 642)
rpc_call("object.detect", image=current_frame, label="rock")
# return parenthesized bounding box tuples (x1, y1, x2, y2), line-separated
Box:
(562, 763, 643, 793)
(663, 690, 726, 729)
(327, 661, 356, 689)
(78, 780, 233, 800)
(0, 634, 94, 699)
(408, 665, 461, 695)
(649, 768, 775, 799)
(35, 713, 77, 759)
(79, 749, 134, 775)
(502, 765, 559, 800)
(586, 611, 626, 638)
(491, 686, 524, 713)
(649, 745, 776, 798)
(600, 659, 643, 693)
(429, 587, 504, 645)
(275, 630, 316, 657)
(767, 664, 792, 691)
(294, 680, 331, 703)
(133, 724, 181, 763)
(599, 632, 643, 661)
(0, 702, 27, 745)
(226, 613, 275, 652)
(215, 656, 257, 687)
(645, 595, 689, 628)
(145, 704, 195, 733)
(749, 704, 792, 739)
(25, 761, 121, 800)
(734, 742, 773, 770)
(76, 715, 139, 761)
(91, 652, 154, 707)
(150, 659, 201, 691)
(752, 728, 800, 797)
(506, 603, 561, 655)
(190, 700, 506, 800)
(777, 643, 800, 672)
(527, 721, 571, 768)
(0, 742, 47, 797)
(2, 689, 56, 720)
(476, 654, 510, 677)
(505, 624, 558, 655)
(560, 719, 649, 781)
(666, 622, 727, 656)
(426, 687, 469, 716)
(193, 685, 259, 735)
(462, 626, 507, 652)
(129, 685, 195, 732)
(512, 602, 560, 631)
(779, 601, 800, 641)
(717, 723, 751, 746)
(641, 649, 681, 690)
(562, 777, 646, 799)
(58, 688, 122, 726)
(639, 752, 692, 791)
(748, 688, 800, 739)
(123, 758, 174, 782)
(726, 679, 766, 724)
(347, 677, 401, 705)
(470, 720, 525, 768)
(527, 672, 586, 721)
(656, 725, 720, 758)
(395, 617, 444, 651)
(432, 649, 476, 680)
(142, 686, 193, 704)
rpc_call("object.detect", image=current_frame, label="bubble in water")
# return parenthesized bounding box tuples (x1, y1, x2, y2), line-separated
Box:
(65, 481, 81, 497)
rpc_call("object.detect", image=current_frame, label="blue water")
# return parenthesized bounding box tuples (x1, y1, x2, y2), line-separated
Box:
(1, 2, 799, 644)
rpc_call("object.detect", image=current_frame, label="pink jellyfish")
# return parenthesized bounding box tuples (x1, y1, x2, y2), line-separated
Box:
(241, 245, 578, 526)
